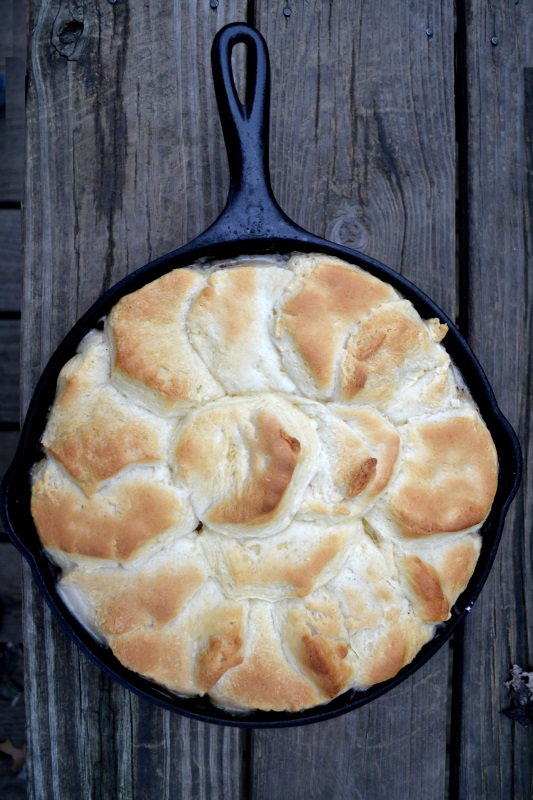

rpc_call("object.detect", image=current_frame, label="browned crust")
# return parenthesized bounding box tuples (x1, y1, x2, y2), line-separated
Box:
(345, 457, 378, 498)
(42, 347, 165, 493)
(217, 647, 320, 712)
(403, 556, 450, 622)
(300, 635, 351, 699)
(192, 267, 257, 344)
(341, 307, 448, 401)
(109, 268, 219, 405)
(32, 477, 187, 560)
(177, 407, 304, 528)
(196, 607, 245, 691)
(342, 311, 422, 399)
(353, 409, 400, 497)
(46, 413, 163, 493)
(390, 416, 498, 537)
(333, 407, 400, 500)
(71, 566, 206, 635)
(280, 261, 396, 389)
(111, 629, 191, 692)
(211, 411, 300, 524)
(441, 541, 479, 599)
(365, 627, 409, 686)
(225, 530, 346, 597)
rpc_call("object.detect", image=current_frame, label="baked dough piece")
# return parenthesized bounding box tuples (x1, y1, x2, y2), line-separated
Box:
(32, 460, 196, 564)
(31, 252, 499, 713)
(338, 300, 449, 408)
(201, 520, 354, 602)
(382, 364, 459, 424)
(274, 254, 398, 398)
(58, 536, 208, 635)
(174, 394, 320, 537)
(209, 602, 323, 712)
(41, 332, 168, 495)
(297, 402, 400, 520)
(283, 588, 357, 701)
(187, 262, 296, 394)
(386, 408, 498, 538)
(395, 534, 482, 623)
(325, 533, 433, 688)
(108, 268, 224, 414)
(111, 580, 246, 697)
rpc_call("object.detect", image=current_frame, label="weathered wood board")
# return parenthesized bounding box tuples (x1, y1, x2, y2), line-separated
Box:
(453, 3, 533, 799)
(0, 319, 20, 423)
(0, 53, 25, 203)
(0, 210, 22, 310)
(0, 542, 22, 641)
(249, 3, 455, 798)
(19, 0, 533, 798)
(23, 2, 248, 799)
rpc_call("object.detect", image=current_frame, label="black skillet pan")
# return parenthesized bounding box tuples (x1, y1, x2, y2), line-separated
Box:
(0, 23, 522, 728)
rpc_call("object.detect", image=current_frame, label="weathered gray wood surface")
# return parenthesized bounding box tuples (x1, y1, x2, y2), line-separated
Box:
(249, 4, 454, 798)
(19, 1, 532, 799)
(23, 2, 248, 799)
(0, 542, 22, 642)
(0, 210, 22, 311)
(0, 26, 25, 203)
(453, 3, 533, 799)
(0, 319, 20, 423)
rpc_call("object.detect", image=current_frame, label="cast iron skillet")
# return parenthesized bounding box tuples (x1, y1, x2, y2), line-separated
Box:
(0, 23, 522, 727)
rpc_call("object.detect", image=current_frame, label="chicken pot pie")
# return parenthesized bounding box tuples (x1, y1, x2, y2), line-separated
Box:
(31, 254, 498, 713)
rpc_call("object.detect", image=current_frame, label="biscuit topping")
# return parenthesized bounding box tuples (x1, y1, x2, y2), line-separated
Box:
(31, 253, 498, 713)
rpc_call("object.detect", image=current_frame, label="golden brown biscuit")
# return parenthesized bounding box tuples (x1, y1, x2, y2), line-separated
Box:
(297, 402, 400, 520)
(32, 460, 196, 563)
(174, 394, 320, 536)
(395, 533, 482, 622)
(96, 579, 246, 697)
(58, 538, 208, 635)
(284, 589, 357, 700)
(108, 268, 224, 413)
(338, 301, 449, 406)
(201, 520, 353, 601)
(275, 254, 398, 398)
(209, 602, 322, 712)
(41, 332, 168, 495)
(187, 262, 296, 393)
(388, 410, 498, 538)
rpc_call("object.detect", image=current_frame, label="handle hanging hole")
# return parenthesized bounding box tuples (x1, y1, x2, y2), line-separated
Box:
(231, 41, 248, 106)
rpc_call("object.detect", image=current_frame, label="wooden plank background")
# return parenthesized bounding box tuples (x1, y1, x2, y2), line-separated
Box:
(0, 3, 26, 798)
(454, 2, 533, 799)
(9, 0, 532, 798)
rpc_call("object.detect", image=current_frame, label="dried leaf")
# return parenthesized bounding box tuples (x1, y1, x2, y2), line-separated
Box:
(0, 738, 27, 774)
(501, 664, 533, 727)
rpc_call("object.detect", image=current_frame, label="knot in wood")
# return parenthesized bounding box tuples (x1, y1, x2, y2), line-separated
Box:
(52, 1, 86, 61)
(326, 205, 369, 251)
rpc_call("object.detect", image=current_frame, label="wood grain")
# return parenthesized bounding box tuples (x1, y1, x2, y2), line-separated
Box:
(0, 209, 22, 310)
(0, 53, 25, 202)
(454, 2, 533, 798)
(22, 2, 248, 798)
(18, 0, 532, 797)
(0, 319, 20, 422)
(0, 0, 14, 70)
(250, 3, 455, 796)
(0, 543, 22, 641)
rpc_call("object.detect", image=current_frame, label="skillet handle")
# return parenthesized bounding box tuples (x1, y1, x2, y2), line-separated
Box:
(189, 22, 309, 249)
